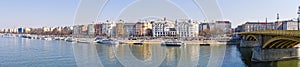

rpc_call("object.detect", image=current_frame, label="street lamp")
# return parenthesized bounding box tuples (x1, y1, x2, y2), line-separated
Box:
(298, 6, 300, 30)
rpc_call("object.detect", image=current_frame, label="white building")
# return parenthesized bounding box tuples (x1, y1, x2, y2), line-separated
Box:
(43, 27, 51, 32)
(124, 23, 135, 36)
(152, 19, 175, 37)
(276, 19, 298, 30)
(87, 24, 95, 36)
(215, 21, 232, 35)
(101, 20, 115, 37)
(175, 19, 198, 37)
(73, 25, 80, 35)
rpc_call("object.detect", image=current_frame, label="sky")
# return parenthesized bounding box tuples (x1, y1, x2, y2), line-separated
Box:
(0, 0, 299, 29)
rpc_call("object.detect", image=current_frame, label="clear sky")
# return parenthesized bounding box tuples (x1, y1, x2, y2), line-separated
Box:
(0, 0, 299, 29)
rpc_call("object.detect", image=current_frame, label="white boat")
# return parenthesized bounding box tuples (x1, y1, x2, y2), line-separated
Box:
(97, 39, 118, 45)
(65, 37, 76, 42)
(162, 40, 185, 46)
(133, 40, 144, 45)
(94, 37, 103, 43)
(43, 37, 53, 40)
(77, 40, 90, 43)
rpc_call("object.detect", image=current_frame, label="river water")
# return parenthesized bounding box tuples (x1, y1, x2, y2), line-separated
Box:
(0, 37, 298, 67)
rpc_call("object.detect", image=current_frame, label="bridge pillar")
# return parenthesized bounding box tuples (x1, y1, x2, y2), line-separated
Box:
(258, 35, 263, 46)
(252, 47, 300, 62)
(239, 35, 259, 48)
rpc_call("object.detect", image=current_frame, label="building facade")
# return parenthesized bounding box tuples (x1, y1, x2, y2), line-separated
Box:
(276, 20, 298, 30)
(215, 21, 232, 35)
(87, 24, 95, 36)
(133, 20, 152, 36)
(124, 23, 135, 37)
(116, 20, 125, 37)
(175, 19, 198, 37)
(101, 20, 115, 37)
(241, 22, 274, 32)
(94, 23, 103, 36)
(152, 20, 175, 37)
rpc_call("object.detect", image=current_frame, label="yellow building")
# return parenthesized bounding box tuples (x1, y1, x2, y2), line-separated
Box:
(116, 22, 125, 37)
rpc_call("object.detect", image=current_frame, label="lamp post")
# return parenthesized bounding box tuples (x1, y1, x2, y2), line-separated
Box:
(298, 6, 300, 30)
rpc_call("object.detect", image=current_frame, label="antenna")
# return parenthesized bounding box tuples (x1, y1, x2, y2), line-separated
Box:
(277, 13, 280, 21)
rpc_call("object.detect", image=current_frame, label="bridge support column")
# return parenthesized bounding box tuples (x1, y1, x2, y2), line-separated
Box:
(258, 35, 263, 46)
(240, 41, 258, 47)
(239, 35, 259, 47)
(252, 47, 300, 62)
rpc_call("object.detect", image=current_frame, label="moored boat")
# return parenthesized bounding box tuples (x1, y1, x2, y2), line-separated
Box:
(162, 40, 185, 46)
(97, 39, 117, 45)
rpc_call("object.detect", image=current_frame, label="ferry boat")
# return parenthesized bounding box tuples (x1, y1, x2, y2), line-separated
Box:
(97, 39, 118, 45)
(133, 40, 144, 45)
(77, 40, 90, 43)
(162, 40, 185, 46)
(94, 37, 103, 43)
(65, 37, 76, 42)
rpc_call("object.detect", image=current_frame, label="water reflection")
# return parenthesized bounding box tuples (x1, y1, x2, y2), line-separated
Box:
(0, 37, 270, 67)
(129, 44, 151, 61)
(198, 46, 210, 67)
(69, 43, 244, 67)
(95, 44, 124, 67)
(239, 47, 300, 67)
(115, 44, 166, 67)
(159, 46, 181, 67)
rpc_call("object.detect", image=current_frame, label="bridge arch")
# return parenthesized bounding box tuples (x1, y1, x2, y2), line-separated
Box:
(262, 36, 300, 48)
(246, 35, 257, 41)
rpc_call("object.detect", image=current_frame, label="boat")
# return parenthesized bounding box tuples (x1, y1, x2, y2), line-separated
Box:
(77, 40, 90, 43)
(133, 40, 144, 45)
(94, 37, 103, 43)
(43, 37, 53, 40)
(65, 37, 76, 42)
(97, 39, 117, 45)
(162, 40, 185, 46)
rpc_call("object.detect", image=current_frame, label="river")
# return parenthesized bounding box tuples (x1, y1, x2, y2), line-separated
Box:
(0, 37, 298, 67)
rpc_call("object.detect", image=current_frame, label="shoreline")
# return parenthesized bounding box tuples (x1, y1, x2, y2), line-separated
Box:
(0, 33, 240, 45)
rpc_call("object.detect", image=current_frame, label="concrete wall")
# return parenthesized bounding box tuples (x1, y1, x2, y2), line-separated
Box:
(240, 41, 258, 47)
(252, 47, 300, 62)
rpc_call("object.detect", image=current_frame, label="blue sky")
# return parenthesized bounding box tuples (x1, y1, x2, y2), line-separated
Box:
(0, 0, 299, 29)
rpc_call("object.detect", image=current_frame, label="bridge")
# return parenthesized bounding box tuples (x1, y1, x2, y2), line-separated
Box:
(239, 30, 300, 62)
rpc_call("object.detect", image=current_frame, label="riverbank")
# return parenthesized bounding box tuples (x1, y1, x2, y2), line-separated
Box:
(0, 33, 239, 45)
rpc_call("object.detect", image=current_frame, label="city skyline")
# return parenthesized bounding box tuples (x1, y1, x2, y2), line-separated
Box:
(0, 0, 299, 29)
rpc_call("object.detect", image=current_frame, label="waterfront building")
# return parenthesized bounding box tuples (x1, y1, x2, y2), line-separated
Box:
(235, 25, 243, 32)
(42, 27, 51, 33)
(275, 19, 298, 30)
(215, 21, 232, 36)
(124, 23, 135, 37)
(241, 22, 274, 32)
(198, 22, 215, 36)
(175, 19, 198, 37)
(151, 18, 175, 37)
(29, 28, 43, 34)
(87, 24, 95, 36)
(18, 28, 23, 33)
(133, 20, 152, 36)
(94, 23, 103, 36)
(73, 25, 80, 35)
(24, 28, 31, 34)
(0, 29, 4, 33)
(101, 20, 115, 37)
(81, 25, 88, 35)
(4, 29, 9, 33)
(116, 20, 125, 37)
(73, 25, 88, 35)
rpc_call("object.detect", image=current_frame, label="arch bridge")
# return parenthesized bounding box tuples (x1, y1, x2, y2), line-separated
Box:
(239, 30, 300, 49)
(239, 30, 300, 62)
